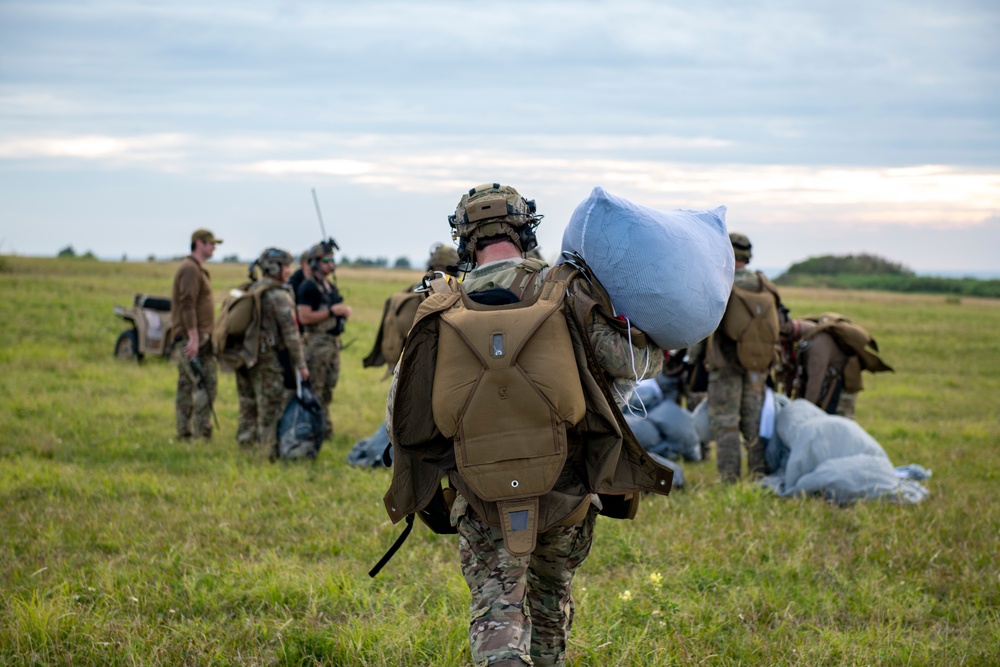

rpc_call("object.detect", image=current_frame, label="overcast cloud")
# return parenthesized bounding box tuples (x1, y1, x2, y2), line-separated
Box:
(1, 0, 998, 273)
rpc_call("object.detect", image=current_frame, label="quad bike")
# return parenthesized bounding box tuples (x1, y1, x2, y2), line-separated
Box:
(112, 294, 175, 362)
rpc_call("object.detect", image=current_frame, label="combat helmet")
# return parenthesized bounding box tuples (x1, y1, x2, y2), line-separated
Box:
(254, 247, 294, 279)
(729, 232, 752, 263)
(448, 183, 543, 267)
(427, 242, 460, 274)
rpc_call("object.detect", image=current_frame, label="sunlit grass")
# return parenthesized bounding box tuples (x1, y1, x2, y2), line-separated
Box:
(1, 257, 998, 665)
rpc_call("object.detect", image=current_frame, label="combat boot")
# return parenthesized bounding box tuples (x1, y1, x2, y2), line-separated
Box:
(747, 436, 767, 478)
(716, 431, 742, 483)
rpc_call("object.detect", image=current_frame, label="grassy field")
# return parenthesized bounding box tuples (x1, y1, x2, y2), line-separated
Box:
(1, 256, 998, 666)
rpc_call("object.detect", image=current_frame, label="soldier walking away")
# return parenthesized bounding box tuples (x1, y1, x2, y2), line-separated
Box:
(705, 232, 786, 482)
(171, 228, 222, 441)
(243, 249, 309, 460)
(382, 183, 674, 667)
(296, 242, 351, 441)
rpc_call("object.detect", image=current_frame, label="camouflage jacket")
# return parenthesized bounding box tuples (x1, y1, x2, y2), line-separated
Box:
(259, 281, 307, 372)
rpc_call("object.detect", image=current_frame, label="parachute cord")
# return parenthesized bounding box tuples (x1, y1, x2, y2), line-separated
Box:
(617, 316, 651, 419)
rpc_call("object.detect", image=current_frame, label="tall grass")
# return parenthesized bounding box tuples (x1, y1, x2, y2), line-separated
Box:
(1, 257, 998, 666)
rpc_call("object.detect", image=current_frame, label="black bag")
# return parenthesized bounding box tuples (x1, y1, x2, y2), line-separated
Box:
(277, 381, 324, 460)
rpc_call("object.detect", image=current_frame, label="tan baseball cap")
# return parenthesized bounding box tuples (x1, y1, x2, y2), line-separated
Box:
(191, 228, 223, 244)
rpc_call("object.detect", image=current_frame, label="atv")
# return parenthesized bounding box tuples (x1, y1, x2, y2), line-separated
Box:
(112, 294, 175, 362)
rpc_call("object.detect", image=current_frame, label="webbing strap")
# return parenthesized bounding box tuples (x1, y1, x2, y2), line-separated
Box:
(368, 514, 414, 578)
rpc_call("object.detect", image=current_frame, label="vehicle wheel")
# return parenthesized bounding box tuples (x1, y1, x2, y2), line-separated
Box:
(114, 329, 139, 361)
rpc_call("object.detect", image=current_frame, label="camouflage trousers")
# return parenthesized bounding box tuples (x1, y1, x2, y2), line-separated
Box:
(174, 342, 217, 440)
(235, 367, 257, 447)
(248, 354, 294, 459)
(708, 363, 765, 481)
(304, 332, 341, 440)
(451, 493, 597, 667)
(836, 392, 857, 420)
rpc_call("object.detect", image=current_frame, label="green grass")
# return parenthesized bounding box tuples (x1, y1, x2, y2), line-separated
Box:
(1, 257, 998, 666)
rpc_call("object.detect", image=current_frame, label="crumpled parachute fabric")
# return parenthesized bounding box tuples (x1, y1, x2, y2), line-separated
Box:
(560, 186, 734, 349)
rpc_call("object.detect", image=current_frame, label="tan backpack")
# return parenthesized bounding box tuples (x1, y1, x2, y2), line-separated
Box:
(719, 275, 781, 372)
(363, 286, 424, 371)
(212, 280, 282, 372)
(429, 271, 587, 555)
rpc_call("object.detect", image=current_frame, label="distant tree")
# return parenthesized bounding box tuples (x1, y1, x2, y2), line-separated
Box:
(81, 250, 97, 260)
(350, 256, 389, 267)
(340, 256, 351, 266)
(782, 253, 914, 277)
(393, 256, 412, 269)
(57, 245, 77, 258)
(122, 254, 128, 262)
(147, 254, 157, 262)
(222, 254, 241, 263)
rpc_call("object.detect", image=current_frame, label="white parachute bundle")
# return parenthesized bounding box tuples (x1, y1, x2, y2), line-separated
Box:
(559, 187, 734, 349)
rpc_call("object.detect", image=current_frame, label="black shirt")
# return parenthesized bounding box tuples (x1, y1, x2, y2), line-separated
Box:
(296, 278, 343, 310)
(289, 268, 306, 299)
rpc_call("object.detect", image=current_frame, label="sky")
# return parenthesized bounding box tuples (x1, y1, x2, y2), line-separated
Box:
(1, 0, 998, 275)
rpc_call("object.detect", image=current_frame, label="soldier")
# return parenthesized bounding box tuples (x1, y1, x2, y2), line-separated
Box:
(171, 228, 222, 441)
(382, 183, 673, 667)
(296, 242, 352, 440)
(781, 313, 893, 419)
(705, 232, 785, 482)
(244, 248, 309, 459)
(363, 242, 460, 375)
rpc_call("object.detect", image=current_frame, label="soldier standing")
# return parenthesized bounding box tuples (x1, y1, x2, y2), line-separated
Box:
(383, 184, 673, 667)
(296, 242, 352, 441)
(705, 232, 785, 482)
(171, 228, 222, 441)
(244, 248, 309, 460)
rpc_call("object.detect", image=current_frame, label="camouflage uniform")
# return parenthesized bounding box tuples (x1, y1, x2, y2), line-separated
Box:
(447, 257, 661, 667)
(171, 254, 217, 440)
(298, 274, 344, 441)
(452, 494, 597, 667)
(173, 338, 217, 440)
(248, 282, 308, 458)
(707, 267, 778, 481)
(235, 367, 257, 447)
(303, 332, 341, 438)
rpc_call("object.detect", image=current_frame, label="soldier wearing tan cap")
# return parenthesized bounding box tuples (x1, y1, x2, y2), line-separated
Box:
(171, 228, 222, 440)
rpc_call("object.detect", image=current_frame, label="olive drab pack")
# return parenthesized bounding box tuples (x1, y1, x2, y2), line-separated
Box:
(798, 312, 894, 404)
(362, 286, 424, 371)
(719, 274, 781, 372)
(212, 280, 284, 372)
(430, 271, 587, 556)
(800, 313, 893, 375)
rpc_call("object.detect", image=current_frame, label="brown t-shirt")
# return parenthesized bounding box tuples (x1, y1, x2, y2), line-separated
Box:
(171, 256, 214, 336)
